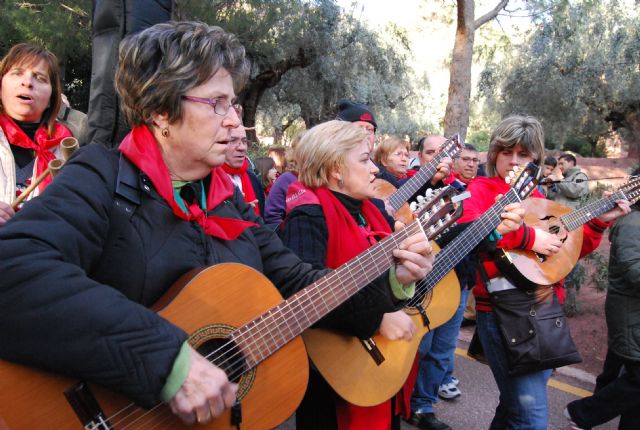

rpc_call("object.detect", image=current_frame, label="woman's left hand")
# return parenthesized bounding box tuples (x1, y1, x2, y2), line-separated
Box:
(597, 193, 631, 222)
(393, 232, 434, 285)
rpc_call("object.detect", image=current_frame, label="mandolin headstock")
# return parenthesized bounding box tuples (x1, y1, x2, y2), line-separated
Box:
(412, 186, 464, 240)
(619, 175, 640, 205)
(505, 162, 541, 201)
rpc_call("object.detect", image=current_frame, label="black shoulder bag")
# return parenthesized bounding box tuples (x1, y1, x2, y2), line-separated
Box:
(489, 284, 582, 376)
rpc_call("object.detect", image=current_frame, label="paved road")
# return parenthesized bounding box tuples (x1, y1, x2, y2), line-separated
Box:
(277, 333, 619, 430)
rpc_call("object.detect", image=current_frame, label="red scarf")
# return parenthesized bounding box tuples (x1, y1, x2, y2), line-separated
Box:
(221, 159, 260, 216)
(313, 187, 390, 268)
(119, 125, 256, 240)
(0, 113, 71, 191)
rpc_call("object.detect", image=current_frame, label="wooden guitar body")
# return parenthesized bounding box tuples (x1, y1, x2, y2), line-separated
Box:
(303, 243, 461, 406)
(373, 178, 413, 225)
(496, 199, 583, 287)
(0, 264, 308, 430)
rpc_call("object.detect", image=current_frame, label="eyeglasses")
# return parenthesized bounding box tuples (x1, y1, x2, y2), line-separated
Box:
(182, 95, 243, 117)
(458, 156, 480, 164)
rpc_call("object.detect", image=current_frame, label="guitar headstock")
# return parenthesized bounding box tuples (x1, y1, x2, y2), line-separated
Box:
(411, 186, 463, 240)
(619, 175, 640, 205)
(504, 162, 541, 201)
(439, 133, 465, 159)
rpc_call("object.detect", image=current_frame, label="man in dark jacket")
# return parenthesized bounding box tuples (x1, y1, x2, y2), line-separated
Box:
(565, 174, 640, 430)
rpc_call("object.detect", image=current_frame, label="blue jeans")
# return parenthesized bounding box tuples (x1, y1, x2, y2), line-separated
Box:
(476, 311, 551, 430)
(411, 288, 470, 414)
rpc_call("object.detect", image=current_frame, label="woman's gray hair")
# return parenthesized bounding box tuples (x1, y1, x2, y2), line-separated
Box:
(115, 21, 249, 127)
(486, 115, 545, 177)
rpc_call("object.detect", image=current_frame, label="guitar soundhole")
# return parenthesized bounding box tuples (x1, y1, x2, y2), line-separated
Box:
(189, 324, 257, 400)
(197, 338, 247, 383)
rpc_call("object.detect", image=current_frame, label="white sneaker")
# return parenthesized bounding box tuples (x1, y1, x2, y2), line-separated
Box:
(438, 382, 461, 400)
(450, 376, 459, 386)
(563, 408, 584, 430)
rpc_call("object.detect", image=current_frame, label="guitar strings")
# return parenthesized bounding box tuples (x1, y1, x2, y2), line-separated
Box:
(89, 174, 535, 429)
(89, 211, 430, 429)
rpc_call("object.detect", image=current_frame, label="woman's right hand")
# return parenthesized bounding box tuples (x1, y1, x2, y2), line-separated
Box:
(379, 310, 416, 342)
(169, 346, 238, 425)
(0, 201, 15, 225)
(531, 228, 563, 256)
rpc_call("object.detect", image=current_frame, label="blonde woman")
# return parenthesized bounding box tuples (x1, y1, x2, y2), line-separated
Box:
(283, 120, 434, 430)
(373, 136, 414, 188)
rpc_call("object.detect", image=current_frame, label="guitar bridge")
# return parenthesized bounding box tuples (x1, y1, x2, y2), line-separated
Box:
(360, 337, 385, 365)
(64, 382, 112, 429)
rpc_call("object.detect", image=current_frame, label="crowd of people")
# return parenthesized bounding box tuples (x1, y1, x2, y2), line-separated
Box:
(0, 20, 638, 430)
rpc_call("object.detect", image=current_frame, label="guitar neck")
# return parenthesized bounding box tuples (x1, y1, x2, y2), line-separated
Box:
(388, 147, 457, 210)
(417, 189, 521, 293)
(560, 191, 624, 231)
(232, 221, 422, 369)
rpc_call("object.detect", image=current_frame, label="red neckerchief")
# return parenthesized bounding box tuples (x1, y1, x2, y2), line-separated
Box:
(313, 186, 391, 269)
(0, 113, 71, 191)
(452, 171, 473, 185)
(119, 125, 257, 240)
(221, 159, 260, 216)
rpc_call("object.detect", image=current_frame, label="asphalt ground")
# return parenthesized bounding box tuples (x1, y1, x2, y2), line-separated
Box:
(277, 331, 620, 430)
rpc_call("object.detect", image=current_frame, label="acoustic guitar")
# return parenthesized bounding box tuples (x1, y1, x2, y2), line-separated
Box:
(306, 163, 541, 407)
(495, 175, 640, 288)
(374, 134, 464, 224)
(0, 189, 460, 430)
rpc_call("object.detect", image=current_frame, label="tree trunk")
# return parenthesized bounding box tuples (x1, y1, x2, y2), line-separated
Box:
(443, 0, 508, 140)
(624, 109, 640, 160)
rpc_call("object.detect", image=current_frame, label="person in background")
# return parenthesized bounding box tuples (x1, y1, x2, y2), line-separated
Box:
(0, 43, 73, 224)
(221, 125, 265, 215)
(460, 115, 629, 430)
(538, 155, 557, 197)
(546, 153, 589, 208)
(0, 22, 433, 427)
(373, 136, 414, 188)
(409, 141, 475, 430)
(267, 145, 286, 173)
(254, 155, 277, 197)
(564, 169, 640, 430)
(264, 131, 304, 228)
(282, 120, 434, 430)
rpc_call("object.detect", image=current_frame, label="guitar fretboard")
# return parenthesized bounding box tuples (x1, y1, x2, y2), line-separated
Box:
(388, 144, 459, 210)
(411, 188, 522, 303)
(232, 219, 425, 369)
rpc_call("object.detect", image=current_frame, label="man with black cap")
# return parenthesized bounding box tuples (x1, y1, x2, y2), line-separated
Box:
(335, 99, 399, 190)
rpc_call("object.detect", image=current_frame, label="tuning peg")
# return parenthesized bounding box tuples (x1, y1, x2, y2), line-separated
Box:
(417, 195, 425, 204)
(409, 201, 418, 211)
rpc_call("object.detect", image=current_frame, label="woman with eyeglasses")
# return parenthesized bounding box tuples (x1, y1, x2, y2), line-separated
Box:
(0, 22, 434, 427)
(373, 136, 415, 188)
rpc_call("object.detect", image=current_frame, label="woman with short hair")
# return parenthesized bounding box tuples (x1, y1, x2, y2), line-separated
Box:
(373, 136, 414, 187)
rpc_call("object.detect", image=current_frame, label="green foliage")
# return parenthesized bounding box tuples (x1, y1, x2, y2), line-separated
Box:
(0, 1, 93, 112)
(479, 0, 640, 157)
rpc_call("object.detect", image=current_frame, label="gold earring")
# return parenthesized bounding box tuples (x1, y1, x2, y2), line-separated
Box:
(161, 127, 170, 138)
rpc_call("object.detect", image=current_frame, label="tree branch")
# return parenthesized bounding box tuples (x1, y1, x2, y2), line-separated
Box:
(474, 0, 509, 30)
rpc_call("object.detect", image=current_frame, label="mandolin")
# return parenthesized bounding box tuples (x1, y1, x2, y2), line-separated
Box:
(495, 175, 640, 288)
(374, 134, 464, 224)
(0, 187, 460, 430)
(303, 185, 465, 407)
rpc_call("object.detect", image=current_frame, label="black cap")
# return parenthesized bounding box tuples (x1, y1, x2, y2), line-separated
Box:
(336, 99, 377, 131)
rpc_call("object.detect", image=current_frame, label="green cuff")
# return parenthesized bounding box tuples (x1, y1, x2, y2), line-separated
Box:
(389, 266, 416, 300)
(160, 341, 191, 402)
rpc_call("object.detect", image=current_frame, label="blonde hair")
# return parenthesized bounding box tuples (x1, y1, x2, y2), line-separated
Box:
(486, 115, 545, 177)
(373, 136, 410, 167)
(297, 120, 368, 188)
